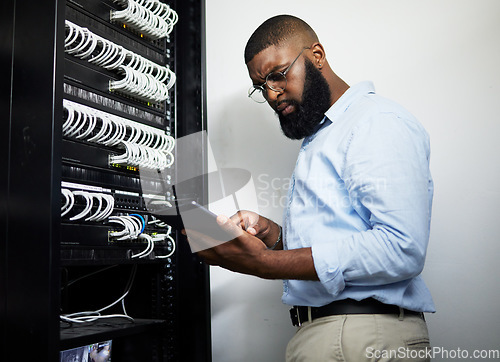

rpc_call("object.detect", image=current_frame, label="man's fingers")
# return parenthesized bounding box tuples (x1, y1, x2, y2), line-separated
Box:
(246, 227, 257, 235)
(216, 215, 245, 239)
(235, 210, 247, 228)
(230, 210, 261, 233)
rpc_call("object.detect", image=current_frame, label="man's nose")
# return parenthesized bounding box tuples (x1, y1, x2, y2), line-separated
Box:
(265, 87, 282, 104)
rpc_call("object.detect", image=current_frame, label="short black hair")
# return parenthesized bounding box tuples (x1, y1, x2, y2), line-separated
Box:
(244, 15, 318, 64)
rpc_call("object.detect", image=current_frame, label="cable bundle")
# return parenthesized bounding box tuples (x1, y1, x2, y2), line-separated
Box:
(109, 214, 145, 240)
(110, 141, 173, 169)
(109, 65, 170, 103)
(61, 188, 115, 221)
(148, 219, 176, 259)
(64, 20, 175, 103)
(136, 229, 176, 259)
(108, 215, 176, 259)
(63, 100, 175, 170)
(61, 190, 176, 258)
(110, 0, 178, 40)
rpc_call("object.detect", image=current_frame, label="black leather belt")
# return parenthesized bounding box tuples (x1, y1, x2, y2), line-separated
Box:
(290, 298, 423, 326)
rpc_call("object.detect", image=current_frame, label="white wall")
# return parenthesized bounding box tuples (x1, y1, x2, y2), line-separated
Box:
(206, 1, 500, 361)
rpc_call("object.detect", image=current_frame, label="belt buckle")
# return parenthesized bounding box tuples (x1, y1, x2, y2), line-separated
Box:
(289, 307, 302, 327)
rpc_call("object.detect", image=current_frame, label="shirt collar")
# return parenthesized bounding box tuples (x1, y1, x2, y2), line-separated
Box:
(302, 81, 376, 145)
(302, 116, 331, 147)
(324, 81, 376, 123)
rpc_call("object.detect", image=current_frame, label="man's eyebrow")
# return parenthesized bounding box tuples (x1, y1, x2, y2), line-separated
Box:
(253, 63, 288, 85)
(268, 63, 288, 74)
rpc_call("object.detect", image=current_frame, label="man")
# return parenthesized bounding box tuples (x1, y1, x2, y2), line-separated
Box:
(187, 15, 434, 361)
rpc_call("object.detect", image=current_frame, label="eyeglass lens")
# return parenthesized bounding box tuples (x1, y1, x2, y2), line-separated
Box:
(248, 72, 286, 103)
(266, 72, 287, 92)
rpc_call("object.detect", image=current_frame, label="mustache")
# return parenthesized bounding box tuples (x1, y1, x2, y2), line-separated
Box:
(275, 99, 300, 114)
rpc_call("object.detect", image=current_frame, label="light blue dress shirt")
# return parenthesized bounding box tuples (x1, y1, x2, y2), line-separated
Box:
(282, 81, 435, 312)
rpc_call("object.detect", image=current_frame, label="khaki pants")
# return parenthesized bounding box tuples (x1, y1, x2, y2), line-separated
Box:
(286, 312, 431, 362)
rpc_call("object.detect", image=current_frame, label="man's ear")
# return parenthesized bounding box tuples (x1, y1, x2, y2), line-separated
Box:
(310, 42, 326, 68)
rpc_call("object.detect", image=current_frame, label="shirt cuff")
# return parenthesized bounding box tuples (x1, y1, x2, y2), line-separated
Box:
(311, 242, 346, 296)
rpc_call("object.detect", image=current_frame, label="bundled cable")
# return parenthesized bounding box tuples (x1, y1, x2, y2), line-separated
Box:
(69, 191, 94, 221)
(63, 100, 175, 170)
(109, 215, 144, 240)
(108, 215, 176, 259)
(61, 188, 115, 221)
(61, 188, 75, 217)
(110, 140, 174, 169)
(110, 0, 178, 40)
(64, 20, 176, 103)
(132, 233, 155, 258)
(153, 224, 176, 259)
(109, 65, 170, 103)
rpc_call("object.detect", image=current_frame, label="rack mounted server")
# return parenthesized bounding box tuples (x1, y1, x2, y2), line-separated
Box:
(1, 0, 210, 361)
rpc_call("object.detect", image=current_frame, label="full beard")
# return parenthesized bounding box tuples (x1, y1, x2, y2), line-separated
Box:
(278, 59, 332, 140)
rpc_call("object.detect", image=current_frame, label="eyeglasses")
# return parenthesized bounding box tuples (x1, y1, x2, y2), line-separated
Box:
(248, 47, 310, 103)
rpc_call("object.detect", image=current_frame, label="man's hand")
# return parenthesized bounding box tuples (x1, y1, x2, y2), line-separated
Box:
(185, 215, 270, 277)
(230, 210, 282, 250)
(183, 213, 318, 281)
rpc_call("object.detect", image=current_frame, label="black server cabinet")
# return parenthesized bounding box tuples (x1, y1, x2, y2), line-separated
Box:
(1, 0, 210, 361)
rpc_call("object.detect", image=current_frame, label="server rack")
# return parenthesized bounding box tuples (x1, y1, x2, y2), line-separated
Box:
(1, 0, 210, 361)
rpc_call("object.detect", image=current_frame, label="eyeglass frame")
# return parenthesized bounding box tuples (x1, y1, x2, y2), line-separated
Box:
(248, 46, 311, 103)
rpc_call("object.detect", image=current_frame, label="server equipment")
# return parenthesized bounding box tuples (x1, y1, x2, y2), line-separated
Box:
(1, 0, 210, 360)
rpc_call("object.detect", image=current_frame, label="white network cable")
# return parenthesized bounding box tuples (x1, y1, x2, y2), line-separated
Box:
(154, 224, 176, 259)
(61, 188, 115, 221)
(132, 233, 154, 258)
(60, 264, 137, 324)
(61, 188, 75, 217)
(109, 215, 143, 240)
(148, 215, 169, 227)
(64, 20, 176, 103)
(63, 99, 175, 170)
(61, 193, 176, 258)
(69, 191, 94, 221)
(109, 215, 176, 259)
(110, 0, 178, 40)
(109, 65, 171, 103)
(110, 141, 174, 169)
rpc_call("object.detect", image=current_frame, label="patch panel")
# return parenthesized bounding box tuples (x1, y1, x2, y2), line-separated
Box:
(114, 193, 145, 211)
